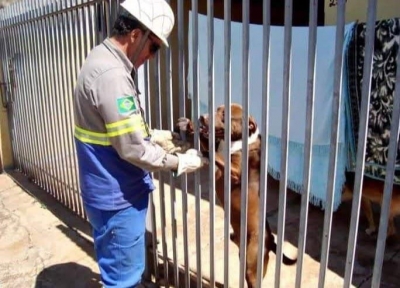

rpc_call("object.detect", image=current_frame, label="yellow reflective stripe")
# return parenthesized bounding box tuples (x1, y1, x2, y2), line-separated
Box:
(107, 126, 136, 137)
(106, 115, 148, 137)
(105, 115, 142, 129)
(75, 125, 107, 138)
(105, 118, 131, 129)
(74, 127, 111, 146)
(75, 114, 149, 145)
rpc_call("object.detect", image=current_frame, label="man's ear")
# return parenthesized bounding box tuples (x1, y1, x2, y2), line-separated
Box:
(130, 28, 142, 43)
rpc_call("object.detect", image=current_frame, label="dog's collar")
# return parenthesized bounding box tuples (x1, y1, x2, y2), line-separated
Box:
(217, 128, 260, 154)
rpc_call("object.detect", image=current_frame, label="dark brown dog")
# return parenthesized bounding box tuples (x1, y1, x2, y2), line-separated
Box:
(179, 103, 297, 288)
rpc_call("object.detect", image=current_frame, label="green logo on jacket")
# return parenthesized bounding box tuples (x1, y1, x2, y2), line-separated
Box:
(116, 96, 137, 115)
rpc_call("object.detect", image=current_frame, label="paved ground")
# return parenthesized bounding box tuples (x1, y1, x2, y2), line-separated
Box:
(1, 170, 400, 288)
(0, 172, 101, 288)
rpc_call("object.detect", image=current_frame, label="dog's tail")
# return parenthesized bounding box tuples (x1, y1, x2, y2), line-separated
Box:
(269, 240, 297, 265)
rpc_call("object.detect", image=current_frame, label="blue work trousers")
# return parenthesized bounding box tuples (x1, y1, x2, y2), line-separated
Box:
(84, 195, 149, 288)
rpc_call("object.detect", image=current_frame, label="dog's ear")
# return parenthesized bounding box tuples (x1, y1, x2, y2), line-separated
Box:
(249, 116, 257, 134)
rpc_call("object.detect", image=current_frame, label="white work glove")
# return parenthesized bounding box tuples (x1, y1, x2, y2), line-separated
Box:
(150, 129, 179, 142)
(175, 149, 209, 176)
(150, 129, 191, 154)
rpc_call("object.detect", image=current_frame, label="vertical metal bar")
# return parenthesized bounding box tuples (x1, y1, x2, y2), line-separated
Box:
(239, 1, 250, 288)
(143, 61, 160, 281)
(295, 0, 318, 287)
(6, 7, 20, 170)
(47, 0, 60, 198)
(53, 0, 69, 205)
(104, 0, 111, 37)
(24, 1, 37, 181)
(66, 0, 80, 213)
(9, 6, 22, 171)
(371, 20, 400, 288)
(109, 0, 117, 28)
(154, 54, 170, 287)
(25, 0, 45, 189)
(27, 2, 39, 182)
(14, 4, 29, 176)
(59, 0, 75, 211)
(344, 1, 377, 286)
(206, 0, 215, 286)
(12, 8, 20, 170)
(177, 0, 190, 286)
(88, 3, 95, 50)
(7, 4, 22, 172)
(42, 0, 57, 198)
(94, 0, 99, 45)
(49, 0, 59, 196)
(35, 0, 51, 194)
(14, 3, 37, 182)
(61, 0, 76, 208)
(74, 0, 85, 216)
(223, 0, 232, 286)
(4, 6, 18, 170)
(81, 1, 89, 56)
(16, 3, 28, 173)
(33, 0, 46, 185)
(10, 5, 20, 169)
(8, 4, 24, 173)
(317, 0, 346, 286)
(49, 0, 64, 202)
(73, 0, 81, 65)
(8, 6, 21, 171)
(28, 0, 44, 189)
(275, 0, 293, 286)
(163, 1, 178, 285)
(100, 0, 107, 41)
(66, 0, 77, 211)
(256, 0, 271, 286)
(191, 0, 202, 286)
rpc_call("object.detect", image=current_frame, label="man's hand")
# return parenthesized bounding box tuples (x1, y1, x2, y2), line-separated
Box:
(150, 129, 191, 154)
(175, 149, 209, 176)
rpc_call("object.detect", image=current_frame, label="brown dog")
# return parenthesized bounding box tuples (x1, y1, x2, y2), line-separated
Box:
(180, 103, 297, 288)
(342, 174, 400, 237)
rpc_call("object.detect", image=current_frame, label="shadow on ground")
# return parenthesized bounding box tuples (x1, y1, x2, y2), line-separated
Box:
(34, 262, 102, 288)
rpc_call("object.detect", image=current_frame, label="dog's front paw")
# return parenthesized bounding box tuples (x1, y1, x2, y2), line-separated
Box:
(365, 226, 377, 236)
(175, 118, 194, 135)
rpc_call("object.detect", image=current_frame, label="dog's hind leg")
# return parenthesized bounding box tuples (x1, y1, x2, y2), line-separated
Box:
(341, 185, 354, 202)
(362, 198, 377, 235)
(387, 211, 397, 237)
(245, 236, 262, 288)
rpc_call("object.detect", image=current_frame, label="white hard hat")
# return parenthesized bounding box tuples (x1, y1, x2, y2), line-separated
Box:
(120, 0, 175, 47)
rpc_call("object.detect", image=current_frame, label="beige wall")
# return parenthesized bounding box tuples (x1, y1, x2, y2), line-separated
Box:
(325, 0, 400, 25)
(0, 62, 14, 171)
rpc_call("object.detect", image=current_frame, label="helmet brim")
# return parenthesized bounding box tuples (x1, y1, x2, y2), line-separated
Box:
(120, 2, 170, 47)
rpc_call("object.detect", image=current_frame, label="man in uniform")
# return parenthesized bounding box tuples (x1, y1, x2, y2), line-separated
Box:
(73, 0, 206, 286)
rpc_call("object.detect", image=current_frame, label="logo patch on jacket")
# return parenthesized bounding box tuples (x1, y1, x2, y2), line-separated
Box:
(116, 96, 137, 115)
